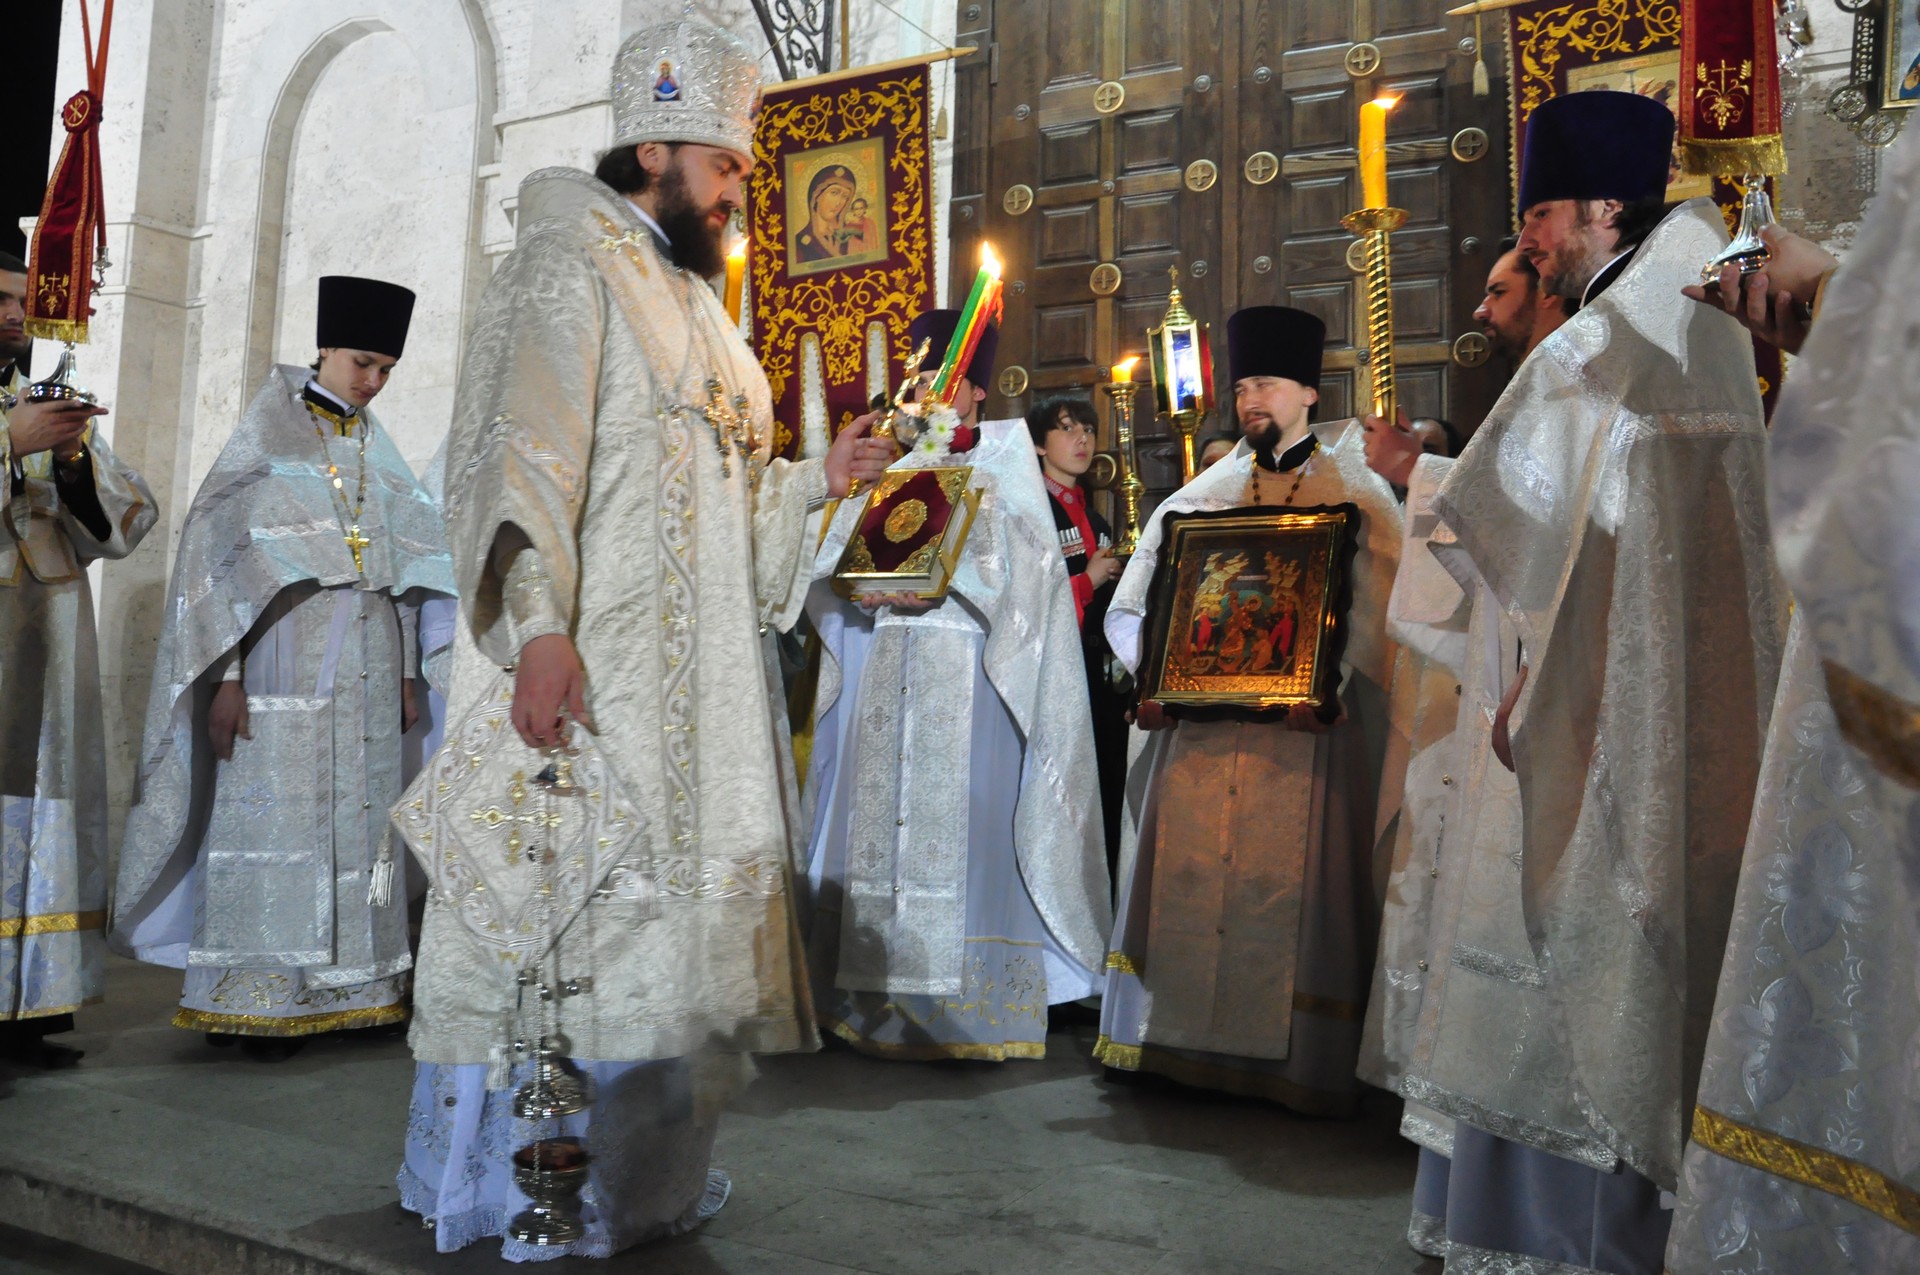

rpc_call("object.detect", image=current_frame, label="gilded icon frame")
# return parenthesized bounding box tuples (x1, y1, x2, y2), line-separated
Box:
(1138, 504, 1360, 722)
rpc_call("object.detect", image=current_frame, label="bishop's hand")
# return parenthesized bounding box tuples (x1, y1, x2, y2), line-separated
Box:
(826, 410, 899, 497)
(512, 633, 593, 750)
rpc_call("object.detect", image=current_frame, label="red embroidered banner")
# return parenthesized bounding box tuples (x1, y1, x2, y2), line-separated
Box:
(749, 62, 937, 459)
(27, 0, 116, 344)
(1679, 0, 1786, 176)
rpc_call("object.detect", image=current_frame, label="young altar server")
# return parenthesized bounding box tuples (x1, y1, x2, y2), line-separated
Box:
(802, 309, 1114, 1062)
(116, 275, 452, 1061)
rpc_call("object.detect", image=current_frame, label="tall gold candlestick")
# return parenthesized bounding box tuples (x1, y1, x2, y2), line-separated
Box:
(1340, 206, 1408, 424)
(1101, 359, 1145, 556)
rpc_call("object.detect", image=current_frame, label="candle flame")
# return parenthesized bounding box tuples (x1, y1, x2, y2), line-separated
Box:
(981, 243, 1002, 277)
(1111, 356, 1138, 382)
(728, 239, 748, 262)
(1372, 93, 1400, 110)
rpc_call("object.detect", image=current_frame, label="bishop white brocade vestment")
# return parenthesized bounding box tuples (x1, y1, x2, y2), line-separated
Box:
(803, 420, 1113, 1061)
(2, 371, 157, 1025)
(399, 168, 825, 1259)
(1668, 126, 1920, 1274)
(113, 369, 453, 1035)
(1390, 200, 1781, 1275)
(1098, 423, 1410, 1116)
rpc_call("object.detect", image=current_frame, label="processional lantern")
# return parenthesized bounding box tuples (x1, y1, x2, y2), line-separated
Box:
(1147, 266, 1215, 484)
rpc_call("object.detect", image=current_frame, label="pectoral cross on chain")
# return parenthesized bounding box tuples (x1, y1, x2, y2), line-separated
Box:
(344, 524, 371, 574)
(701, 377, 758, 480)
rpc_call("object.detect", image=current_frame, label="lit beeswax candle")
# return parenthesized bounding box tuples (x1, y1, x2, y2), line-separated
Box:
(1359, 94, 1398, 210)
(723, 240, 747, 325)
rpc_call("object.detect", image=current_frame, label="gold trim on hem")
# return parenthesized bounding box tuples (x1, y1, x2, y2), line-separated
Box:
(1692, 1105, 1920, 1236)
(1093, 1035, 1360, 1117)
(1679, 136, 1788, 180)
(0, 909, 107, 940)
(1, 997, 102, 1022)
(823, 1016, 1047, 1062)
(1105, 951, 1142, 976)
(172, 1002, 406, 1038)
(1823, 660, 1920, 789)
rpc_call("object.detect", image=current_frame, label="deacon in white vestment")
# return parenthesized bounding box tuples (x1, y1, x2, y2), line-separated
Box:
(1667, 127, 1920, 1273)
(115, 277, 453, 1059)
(1394, 93, 1783, 1273)
(1357, 240, 1569, 1258)
(804, 309, 1113, 1062)
(1, 253, 157, 1066)
(1097, 305, 1408, 1117)
(399, 21, 893, 1259)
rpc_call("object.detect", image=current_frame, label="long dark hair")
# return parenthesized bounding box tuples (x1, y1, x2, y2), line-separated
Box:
(595, 144, 672, 195)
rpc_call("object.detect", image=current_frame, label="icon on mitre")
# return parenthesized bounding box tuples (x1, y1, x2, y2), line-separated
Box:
(653, 60, 681, 102)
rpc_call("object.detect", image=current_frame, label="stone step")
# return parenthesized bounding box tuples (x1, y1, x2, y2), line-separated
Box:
(0, 1223, 168, 1275)
(0, 1167, 378, 1275)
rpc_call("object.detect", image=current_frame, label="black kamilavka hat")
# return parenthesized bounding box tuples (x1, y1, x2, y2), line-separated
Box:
(316, 275, 416, 359)
(1517, 91, 1675, 214)
(908, 308, 1000, 388)
(1227, 306, 1327, 389)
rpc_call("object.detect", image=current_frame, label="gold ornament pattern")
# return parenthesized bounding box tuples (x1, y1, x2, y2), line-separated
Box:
(884, 498, 930, 543)
(1694, 58, 1752, 130)
(1513, 0, 1683, 119)
(751, 68, 935, 457)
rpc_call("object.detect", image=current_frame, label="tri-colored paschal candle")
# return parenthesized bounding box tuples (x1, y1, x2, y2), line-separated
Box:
(930, 244, 1003, 406)
(1358, 94, 1398, 210)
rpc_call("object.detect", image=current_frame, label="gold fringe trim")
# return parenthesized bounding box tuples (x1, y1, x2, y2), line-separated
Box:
(822, 1015, 1047, 1062)
(172, 1002, 406, 1038)
(1692, 1105, 1920, 1235)
(1679, 135, 1787, 179)
(0, 909, 107, 940)
(1822, 660, 1920, 789)
(1, 996, 103, 1022)
(22, 317, 88, 345)
(1093, 1034, 1359, 1116)
(1105, 951, 1142, 976)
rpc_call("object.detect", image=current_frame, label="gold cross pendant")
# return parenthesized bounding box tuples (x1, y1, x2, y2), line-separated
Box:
(345, 524, 371, 573)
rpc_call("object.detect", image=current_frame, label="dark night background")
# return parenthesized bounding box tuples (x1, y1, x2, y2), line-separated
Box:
(5, 2, 65, 262)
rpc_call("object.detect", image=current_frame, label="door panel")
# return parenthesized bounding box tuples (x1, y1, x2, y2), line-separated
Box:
(953, 0, 1510, 515)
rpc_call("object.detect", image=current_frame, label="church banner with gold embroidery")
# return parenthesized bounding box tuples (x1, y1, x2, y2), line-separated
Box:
(749, 63, 936, 459)
(1679, 0, 1786, 176)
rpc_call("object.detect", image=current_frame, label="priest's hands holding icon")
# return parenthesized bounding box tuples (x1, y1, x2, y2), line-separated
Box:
(513, 633, 593, 750)
(825, 409, 899, 498)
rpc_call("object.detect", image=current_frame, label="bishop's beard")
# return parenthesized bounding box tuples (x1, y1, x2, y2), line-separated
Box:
(654, 161, 730, 279)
